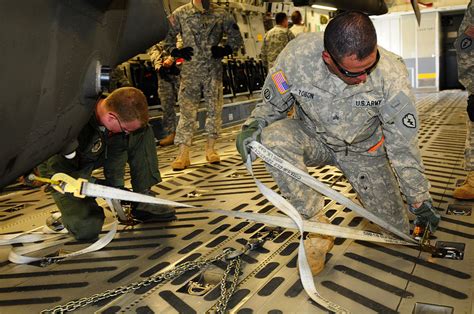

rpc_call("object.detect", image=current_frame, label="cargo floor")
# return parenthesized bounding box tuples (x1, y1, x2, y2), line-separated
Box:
(0, 90, 472, 314)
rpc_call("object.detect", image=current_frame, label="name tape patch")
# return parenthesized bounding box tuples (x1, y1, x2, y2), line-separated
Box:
(354, 99, 382, 107)
(297, 89, 314, 100)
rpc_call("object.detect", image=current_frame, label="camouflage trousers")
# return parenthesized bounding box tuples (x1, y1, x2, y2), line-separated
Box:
(464, 119, 474, 170)
(261, 119, 410, 234)
(158, 74, 179, 134)
(175, 63, 223, 146)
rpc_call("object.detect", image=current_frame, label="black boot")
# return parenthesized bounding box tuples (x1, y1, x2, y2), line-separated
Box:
(131, 189, 176, 222)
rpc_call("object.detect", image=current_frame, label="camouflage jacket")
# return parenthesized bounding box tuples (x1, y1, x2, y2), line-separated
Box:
(148, 36, 183, 71)
(109, 63, 132, 92)
(261, 25, 295, 69)
(148, 42, 172, 71)
(247, 33, 430, 204)
(162, 3, 243, 66)
(455, 0, 473, 94)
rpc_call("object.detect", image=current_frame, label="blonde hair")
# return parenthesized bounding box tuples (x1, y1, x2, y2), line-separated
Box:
(105, 87, 149, 127)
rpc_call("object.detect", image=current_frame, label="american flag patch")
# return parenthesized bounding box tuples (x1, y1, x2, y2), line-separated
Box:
(271, 71, 289, 94)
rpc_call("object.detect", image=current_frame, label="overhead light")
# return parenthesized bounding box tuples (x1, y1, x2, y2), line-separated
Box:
(311, 4, 337, 11)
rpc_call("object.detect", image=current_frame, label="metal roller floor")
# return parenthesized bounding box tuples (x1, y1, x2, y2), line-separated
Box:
(0, 90, 472, 314)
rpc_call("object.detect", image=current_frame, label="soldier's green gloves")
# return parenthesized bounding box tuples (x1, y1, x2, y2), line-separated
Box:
(171, 47, 193, 61)
(409, 201, 441, 233)
(236, 120, 263, 163)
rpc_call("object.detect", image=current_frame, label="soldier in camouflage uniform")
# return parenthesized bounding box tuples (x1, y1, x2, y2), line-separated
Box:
(109, 62, 132, 92)
(261, 12, 295, 70)
(453, 0, 474, 199)
(162, 0, 243, 170)
(148, 41, 181, 146)
(237, 12, 440, 275)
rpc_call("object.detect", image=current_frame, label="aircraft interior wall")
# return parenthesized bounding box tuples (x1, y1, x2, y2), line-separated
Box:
(372, 4, 469, 91)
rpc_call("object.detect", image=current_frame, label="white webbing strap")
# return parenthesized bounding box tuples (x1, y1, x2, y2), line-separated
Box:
(0, 225, 66, 246)
(248, 141, 416, 244)
(7, 220, 117, 265)
(2, 192, 191, 265)
(243, 141, 422, 313)
(210, 209, 414, 246)
(6, 200, 121, 264)
(82, 184, 191, 208)
(245, 158, 349, 313)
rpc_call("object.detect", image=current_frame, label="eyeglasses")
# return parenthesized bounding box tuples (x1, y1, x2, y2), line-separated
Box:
(328, 50, 380, 78)
(110, 113, 130, 134)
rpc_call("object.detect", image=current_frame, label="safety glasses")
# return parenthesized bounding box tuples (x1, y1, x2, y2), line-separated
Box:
(110, 113, 130, 134)
(328, 50, 380, 78)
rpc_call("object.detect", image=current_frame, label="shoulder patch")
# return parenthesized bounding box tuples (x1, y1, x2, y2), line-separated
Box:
(271, 71, 290, 94)
(91, 138, 103, 153)
(263, 87, 272, 100)
(402, 113, 416, 128)
(461, 37, 472, 50)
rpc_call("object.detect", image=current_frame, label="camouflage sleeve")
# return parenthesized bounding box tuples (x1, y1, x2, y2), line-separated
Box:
(455, 0, 474, 93)
(459, 0, 473, 32)
(109, 63, 132, 91)
(245, 66, 295, 128)
(379, 63, 431, 204)
(147, 43, 165, 71)
(288, 30, 296, 42)
(260, 35, 268, 68)
(162, 13, 181, 54)
(223, 12, 243, 51)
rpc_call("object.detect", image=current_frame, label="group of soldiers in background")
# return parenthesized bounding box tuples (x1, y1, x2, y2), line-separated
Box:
(111, 0, 244, 171)
(261, 10, 307, 69)
(110, 7, 307, 170)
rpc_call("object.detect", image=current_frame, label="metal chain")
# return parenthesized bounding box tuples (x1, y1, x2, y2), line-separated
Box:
(215, 256, 242, 314)
(41, 248, 233, 314)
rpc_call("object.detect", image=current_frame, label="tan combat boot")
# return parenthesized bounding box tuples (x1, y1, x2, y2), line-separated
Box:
(303, 215, 335, 276)
(453, 171, 474, 199)
(171, 144, 190, 170)
(159, 133, 175, 146)
(205, 138, 220, 164)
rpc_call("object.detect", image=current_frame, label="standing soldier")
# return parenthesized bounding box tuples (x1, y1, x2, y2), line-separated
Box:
(109, 62, 132, 92)
(148, 41, 181, 146)
(453, 0, 474, 199)
(290, 10, 307, 37)
(162, 0, 243, 170)
(237, 11, 440, 275)
(261, 12, 295, 70)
